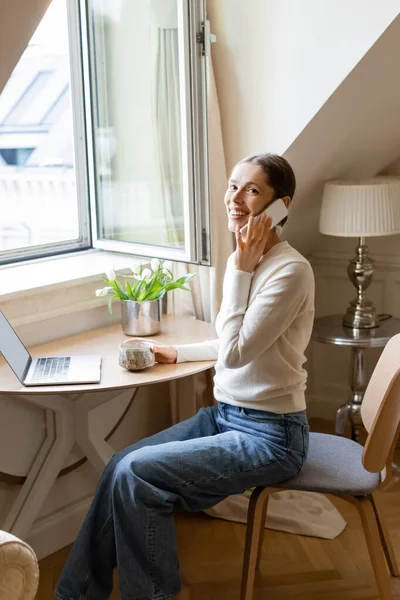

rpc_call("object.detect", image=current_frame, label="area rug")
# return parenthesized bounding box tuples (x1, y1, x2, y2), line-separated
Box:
(204, 490, 346, 539)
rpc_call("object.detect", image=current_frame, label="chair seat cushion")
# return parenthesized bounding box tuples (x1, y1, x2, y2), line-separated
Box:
(278, 432, 380, 495)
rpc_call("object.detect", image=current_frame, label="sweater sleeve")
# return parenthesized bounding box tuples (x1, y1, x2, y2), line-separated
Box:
(175, 338, 219, 363)
(217, 262, 313, 369)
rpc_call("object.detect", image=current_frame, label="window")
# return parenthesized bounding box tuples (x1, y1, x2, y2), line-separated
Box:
(0, 148, 34, 166)
(0, 0, 211, 266)
(0, 0, 89, 261)
(84, 0, 210, 264)
(3, 71, 53, 126)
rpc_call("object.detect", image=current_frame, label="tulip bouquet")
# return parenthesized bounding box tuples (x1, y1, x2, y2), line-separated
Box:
(95, 258, 195, 314)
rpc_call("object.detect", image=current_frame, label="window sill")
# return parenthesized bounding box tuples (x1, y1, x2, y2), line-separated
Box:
(0, 249, 151, 327)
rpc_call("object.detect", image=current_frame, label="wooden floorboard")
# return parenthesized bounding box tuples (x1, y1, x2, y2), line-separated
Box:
(36, 419, 400, 599)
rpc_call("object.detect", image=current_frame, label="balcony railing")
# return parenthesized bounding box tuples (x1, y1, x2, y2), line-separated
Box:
(0, 166, 78, 250)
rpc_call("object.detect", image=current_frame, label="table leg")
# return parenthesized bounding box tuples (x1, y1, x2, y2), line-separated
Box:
(335, 403, 351, 437)
(168, 376, 197, 424)
(2, 389, 136, 537)
(336, 347, 367, 441)
(169, 380, 179, 426)
(3, 396, 75, 539)
(74, 390, 132, 474)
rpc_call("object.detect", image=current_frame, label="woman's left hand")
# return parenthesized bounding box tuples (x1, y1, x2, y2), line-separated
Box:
(233, 213, 272, 273)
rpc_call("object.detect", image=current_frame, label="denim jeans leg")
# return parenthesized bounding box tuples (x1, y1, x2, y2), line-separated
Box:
(112, 406, 307, 599)
(55, 403, 308, 600)
(55, 405, 220, 600)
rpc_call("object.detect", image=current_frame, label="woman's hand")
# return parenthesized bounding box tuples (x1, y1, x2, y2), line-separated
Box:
(151, 344, 178, 364)
(123, 337, 177, 363)
(233, 212, 272, 273)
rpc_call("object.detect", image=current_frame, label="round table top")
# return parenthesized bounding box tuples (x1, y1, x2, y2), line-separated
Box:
(312, 315, 400, 347)
(0, 314, 217, 395)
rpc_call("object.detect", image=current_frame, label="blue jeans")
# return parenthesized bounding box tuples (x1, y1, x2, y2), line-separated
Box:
(55, 402, 309, 600)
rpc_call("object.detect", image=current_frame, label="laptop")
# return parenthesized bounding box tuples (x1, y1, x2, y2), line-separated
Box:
(0, 310, 102, 386)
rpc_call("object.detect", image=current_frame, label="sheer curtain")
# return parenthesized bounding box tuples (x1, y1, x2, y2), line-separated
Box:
(109, 0, 184, 247)
(149, 0, 182, 247)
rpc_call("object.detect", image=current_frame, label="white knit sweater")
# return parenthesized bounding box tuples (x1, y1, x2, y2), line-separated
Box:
(175, 241, 315, 414)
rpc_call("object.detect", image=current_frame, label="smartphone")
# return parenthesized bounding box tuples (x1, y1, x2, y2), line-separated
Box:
(239, 198, 289, 239)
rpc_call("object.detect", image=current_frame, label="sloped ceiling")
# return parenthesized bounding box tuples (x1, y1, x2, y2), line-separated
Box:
(0, 0, 51, 95)
(284, 14, 400, 257)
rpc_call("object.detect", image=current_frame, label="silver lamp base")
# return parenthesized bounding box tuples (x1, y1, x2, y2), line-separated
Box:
(343, 299, 379, 329)
(343, 237, 380, 329)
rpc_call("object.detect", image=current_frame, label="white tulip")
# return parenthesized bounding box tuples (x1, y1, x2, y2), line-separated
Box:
(151, 258, 160, 272)
(131, 262, 142, 275)
(105, 268, 116, 281)
(142, 268, 152, 280)
(95, 287, 112, 297)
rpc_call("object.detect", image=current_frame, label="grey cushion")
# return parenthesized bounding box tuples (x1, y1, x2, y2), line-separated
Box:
(277, 432, 380, 495)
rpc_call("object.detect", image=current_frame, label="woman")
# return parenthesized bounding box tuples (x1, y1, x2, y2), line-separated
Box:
(55, 153, 315, 600)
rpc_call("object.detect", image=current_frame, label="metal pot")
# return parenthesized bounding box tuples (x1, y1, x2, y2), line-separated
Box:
(120, 299, 162, 336)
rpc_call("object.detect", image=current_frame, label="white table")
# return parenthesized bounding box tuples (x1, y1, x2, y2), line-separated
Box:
(0, 315, 216, 538)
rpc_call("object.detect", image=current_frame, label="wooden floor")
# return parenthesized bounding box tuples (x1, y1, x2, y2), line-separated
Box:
(36, 420, 400, 600)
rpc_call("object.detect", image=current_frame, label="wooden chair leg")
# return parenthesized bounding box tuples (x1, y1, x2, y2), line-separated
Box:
(255, 493, 270, 572)
(349, 496, 393, 600)
(369, 493, 400, 577)
(240, 486, 270, 600)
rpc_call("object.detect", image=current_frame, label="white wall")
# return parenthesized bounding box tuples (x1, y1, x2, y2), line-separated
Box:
(207, 0, 399, 170)
(207, 0, 400, 421)
(282, 11, 400, 256)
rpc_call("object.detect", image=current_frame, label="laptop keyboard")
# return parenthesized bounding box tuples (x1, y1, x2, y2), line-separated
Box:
(32, 357, 71, 382)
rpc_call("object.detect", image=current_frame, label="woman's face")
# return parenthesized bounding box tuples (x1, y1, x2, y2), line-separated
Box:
(224, 162, 276, 233)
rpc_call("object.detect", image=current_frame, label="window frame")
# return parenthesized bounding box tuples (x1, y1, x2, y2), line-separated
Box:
(0, 0, 92, 266)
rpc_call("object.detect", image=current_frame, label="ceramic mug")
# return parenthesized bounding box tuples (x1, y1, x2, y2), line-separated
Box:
(119, 339, 156, 371)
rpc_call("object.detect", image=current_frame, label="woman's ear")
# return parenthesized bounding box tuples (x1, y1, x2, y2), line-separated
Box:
(282, 196, 291, 209)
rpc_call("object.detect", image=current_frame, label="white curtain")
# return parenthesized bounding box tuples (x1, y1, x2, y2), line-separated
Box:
(149, 0, 182, 247)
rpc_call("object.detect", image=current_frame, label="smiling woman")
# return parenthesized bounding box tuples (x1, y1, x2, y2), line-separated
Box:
(225, 153, 295, 260)
(226, 153, 296, 229)
(55, 152, 316, 600)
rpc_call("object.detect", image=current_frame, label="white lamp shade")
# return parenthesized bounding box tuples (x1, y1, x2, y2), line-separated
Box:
(319, 177, 400, 237)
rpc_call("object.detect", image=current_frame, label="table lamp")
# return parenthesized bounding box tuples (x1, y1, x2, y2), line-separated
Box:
(319, 177, 400, 329)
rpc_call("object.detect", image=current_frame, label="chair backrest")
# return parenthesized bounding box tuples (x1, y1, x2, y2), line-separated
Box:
(361, 333, 400, 484)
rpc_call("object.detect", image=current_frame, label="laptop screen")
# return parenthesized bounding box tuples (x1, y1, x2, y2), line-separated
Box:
(0, 311, 31, 382)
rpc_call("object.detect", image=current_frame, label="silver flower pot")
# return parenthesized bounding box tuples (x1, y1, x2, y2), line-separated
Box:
(121, 299, 162, 336)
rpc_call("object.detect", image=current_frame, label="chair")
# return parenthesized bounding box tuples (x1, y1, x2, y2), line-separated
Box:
(241, 333, 400, 600)
(0, 530, 39, 599)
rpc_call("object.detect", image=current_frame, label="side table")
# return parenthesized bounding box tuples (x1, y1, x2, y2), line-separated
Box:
(311, 315, 400, 442)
